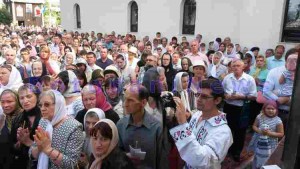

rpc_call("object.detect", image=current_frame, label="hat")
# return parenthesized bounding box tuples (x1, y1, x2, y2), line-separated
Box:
(76, 58, 87, 66)
(128, 46, 138, 55)
(104, 65, 121, 77)
(91, 69, 104, 81)
(189, 60, 207, 73)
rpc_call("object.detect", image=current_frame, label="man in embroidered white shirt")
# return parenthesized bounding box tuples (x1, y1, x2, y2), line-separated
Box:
(170, 78, 233, 169)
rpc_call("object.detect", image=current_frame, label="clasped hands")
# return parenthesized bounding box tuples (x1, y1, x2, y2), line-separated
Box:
(17, 127, 32, 147)
(33, 126, 52, 154)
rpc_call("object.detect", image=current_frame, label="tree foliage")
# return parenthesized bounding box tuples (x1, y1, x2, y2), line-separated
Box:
(43, 0, 61, 26)
(0, 7, 12, 25)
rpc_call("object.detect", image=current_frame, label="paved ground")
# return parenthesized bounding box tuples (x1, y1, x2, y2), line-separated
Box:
(221, 132, 254, 169)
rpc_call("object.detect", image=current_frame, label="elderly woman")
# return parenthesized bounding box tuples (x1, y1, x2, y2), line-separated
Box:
(23, 60, 48, 85)
(0, 89, 23, 169)
(78, 108, 106, 169)
(62, 52, 76, 70)
(30, 90, 84, 169)
(56, 70, 84, 118)
(104, 78, 124, 118)
(0, 65, 23, 94)
(10, 84, 42, 169)
(89, 119, 135, 169)
(75, 84, 120, 125)
(207, 51, 228, 80)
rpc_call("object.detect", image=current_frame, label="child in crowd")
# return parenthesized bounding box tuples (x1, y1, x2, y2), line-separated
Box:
(278, 54, 297, 97)
(248, 101, 284, 169)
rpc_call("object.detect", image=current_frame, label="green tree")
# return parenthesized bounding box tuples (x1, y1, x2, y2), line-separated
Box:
(0, 7, 12, 25)
(43, 0, 61, 26)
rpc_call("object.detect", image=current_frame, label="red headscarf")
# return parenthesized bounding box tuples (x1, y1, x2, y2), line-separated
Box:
(94, 85, 112, 112)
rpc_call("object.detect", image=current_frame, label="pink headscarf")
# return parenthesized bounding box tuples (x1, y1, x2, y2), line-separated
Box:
(94, 85, 112, 111)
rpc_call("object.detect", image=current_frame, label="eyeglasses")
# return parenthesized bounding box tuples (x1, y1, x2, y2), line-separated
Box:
(38, 102, 54, 108)
(195, 93, 214, 100)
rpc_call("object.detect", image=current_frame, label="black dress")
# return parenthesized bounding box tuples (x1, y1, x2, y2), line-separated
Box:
(11, 106, 41, 169)
(89, 147, 136, 169)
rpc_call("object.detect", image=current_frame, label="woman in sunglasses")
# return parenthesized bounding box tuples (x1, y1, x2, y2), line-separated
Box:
(29, 90, 84, 169)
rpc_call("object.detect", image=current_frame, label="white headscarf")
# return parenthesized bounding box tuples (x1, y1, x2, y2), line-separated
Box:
(63, 70, 82, 98)
(246, 51, 256, 66)
(90, 119, 119, 169)
(211, 51, 223, 78)
(0, 64, 23, 94)
(174, 72, 191, 112)
(64, 52, 77, 65)
(83, 108, 106, 157)
(84, 108, 106, 132)
(37, 90, 68, 169)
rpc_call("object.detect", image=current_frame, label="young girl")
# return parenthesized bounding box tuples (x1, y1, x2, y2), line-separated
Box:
(248, 101, 284, 169)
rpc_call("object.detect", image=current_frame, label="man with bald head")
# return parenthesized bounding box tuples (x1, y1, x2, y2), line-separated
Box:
(4, 49, 28, 79)
(222, 59, 257, 162)
(116, 84, 168, 169)
(186, 40, 209, 66)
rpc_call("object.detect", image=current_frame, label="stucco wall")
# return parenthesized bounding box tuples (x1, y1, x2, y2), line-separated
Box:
(61, 0, 299, 52)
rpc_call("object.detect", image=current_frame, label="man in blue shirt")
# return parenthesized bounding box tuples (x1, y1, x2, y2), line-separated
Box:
(96, 47, 114, 70)
(263, 48, 298, 129)
(266, 45, 285, 70)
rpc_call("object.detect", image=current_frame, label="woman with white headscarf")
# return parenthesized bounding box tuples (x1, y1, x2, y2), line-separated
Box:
(62, 52, 76, 70)
(207, 51, 228, 80)
(89, 119, 135, 169)
(173, 72, 196, 113)
(0, 64, 23, 94)
(222, 43, 239, 66)
(56, 70, 84, 117)
(30, 90, 84, 169)
(78, 108, 106, 169)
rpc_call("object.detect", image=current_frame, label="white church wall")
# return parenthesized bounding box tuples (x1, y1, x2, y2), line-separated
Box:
(61, 0, 299, 53)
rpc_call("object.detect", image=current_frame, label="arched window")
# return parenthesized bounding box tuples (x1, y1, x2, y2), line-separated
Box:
(130, 1, 138, 32)
(182, 0, 196, 35)
(75, 4, 81, 29)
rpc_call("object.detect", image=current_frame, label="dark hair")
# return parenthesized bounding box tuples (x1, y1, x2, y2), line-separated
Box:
(87, 51, 96, 58)
(200, 77, 224, 100)
(18, 83, 41, 96)
(90, 122, 112, 139)
(74, 69, 87, 87)
(250, 47, 260, 52)
(40, 75, 52, 84)
(171, 36, 177, 42)
(57, 71, 69, 89)
(216, 38, 222, 43)
(284, 48, 298, 61)
(79, 50, 87, 56)
(116, 54, 125, 61)
(275, 45, 285, 51)
(206, 50, 215, 57)
(104, 77, 120, 92)
(227, 43, 234, 48)
(200, 43, 206, 47)
(64, 46, 72, 53)
(20, 47, 30, 54)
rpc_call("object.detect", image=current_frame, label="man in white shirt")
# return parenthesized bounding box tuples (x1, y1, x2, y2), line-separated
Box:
(222, 59, 257, 162)
(170, 78, 233, 169)
(85, 52, 103, 81)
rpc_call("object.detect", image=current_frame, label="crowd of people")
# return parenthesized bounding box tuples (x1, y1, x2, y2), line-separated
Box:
(0, 24, 298, 169)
